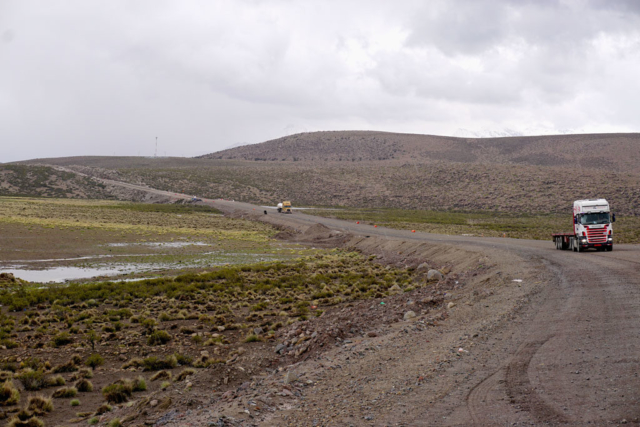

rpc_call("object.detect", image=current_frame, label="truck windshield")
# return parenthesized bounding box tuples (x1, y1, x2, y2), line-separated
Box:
(580, 213, 610, 225)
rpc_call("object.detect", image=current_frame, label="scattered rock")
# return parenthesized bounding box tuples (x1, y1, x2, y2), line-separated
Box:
(427, 270, 444, 281)
(149, 399, 158, 407)
(284, 372, 299, 384)
(404, 311, 417, 321)
(275, 344, 286, 354)
(416, 263, 430, 272)
(222, 390, 236, 400)
(253, 327, 264, 336)
(447, 302, 456, 309)
(366, 331, 378, 337)
(388, 284, 402, 294)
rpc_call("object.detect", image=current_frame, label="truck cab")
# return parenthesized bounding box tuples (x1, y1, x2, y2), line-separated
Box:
(572, 199, 614, 251)
(282, 201, 292, 214)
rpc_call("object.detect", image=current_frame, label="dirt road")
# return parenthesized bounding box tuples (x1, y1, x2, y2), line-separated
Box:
(66, 175, 640, 425)
(206, 200, 640, 426)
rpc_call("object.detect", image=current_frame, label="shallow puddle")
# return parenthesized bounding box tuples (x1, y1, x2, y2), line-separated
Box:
(0, 252, 288, 283)
(104, 241, 211, 248)
(1, 266, 136, 283)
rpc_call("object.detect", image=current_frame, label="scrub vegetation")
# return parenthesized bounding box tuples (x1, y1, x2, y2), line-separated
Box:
(0, 250, 416, 425)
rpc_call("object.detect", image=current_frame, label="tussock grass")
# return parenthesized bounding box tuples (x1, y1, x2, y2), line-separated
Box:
(175, 368, 195, 381)
(150, 370, 171, 382)
(0, 380, 20, 406)
(75, 378, 93, 392)
(52, 386, 77, 398)
(26, 395, 53, 414)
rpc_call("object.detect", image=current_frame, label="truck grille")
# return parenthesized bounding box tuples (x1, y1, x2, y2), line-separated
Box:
(586, 226, 607, 243)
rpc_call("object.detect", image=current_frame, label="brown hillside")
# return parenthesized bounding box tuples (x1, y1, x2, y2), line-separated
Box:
(11, 132, 640, 216)
(201, 131, 640, 173)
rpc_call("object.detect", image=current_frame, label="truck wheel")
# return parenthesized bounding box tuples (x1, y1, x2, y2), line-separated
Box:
(608, 245, 613, 252)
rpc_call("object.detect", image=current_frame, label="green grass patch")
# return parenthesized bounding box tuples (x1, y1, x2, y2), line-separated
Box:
(307, 207, 640, 244)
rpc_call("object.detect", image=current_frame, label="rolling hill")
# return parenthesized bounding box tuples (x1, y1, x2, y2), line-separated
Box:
(200, 131, 640, 174)
(9, 131, 640, 215)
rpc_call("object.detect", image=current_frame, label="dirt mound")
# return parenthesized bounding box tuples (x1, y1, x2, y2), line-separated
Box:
(302, 223, 332, 239)
(273, 222, 353, 247)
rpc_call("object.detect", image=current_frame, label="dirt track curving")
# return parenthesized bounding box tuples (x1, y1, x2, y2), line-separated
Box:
(65, 176, 640, 426)
(210, 200, 640, 426)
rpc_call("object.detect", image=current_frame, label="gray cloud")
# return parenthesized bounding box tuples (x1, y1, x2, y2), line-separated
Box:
(0, 0, 639, 162)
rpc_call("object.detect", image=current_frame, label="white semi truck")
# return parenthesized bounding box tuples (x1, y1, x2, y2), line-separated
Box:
(552, 199, 615, 252)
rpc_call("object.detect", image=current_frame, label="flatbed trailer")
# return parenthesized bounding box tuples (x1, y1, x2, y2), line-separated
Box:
(552, 199, 614, 252)
(552, 232, 573, 250)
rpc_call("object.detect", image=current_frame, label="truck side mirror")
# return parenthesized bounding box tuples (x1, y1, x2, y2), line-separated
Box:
(573, 216, 578, 224)
(612, 213, 616, 222)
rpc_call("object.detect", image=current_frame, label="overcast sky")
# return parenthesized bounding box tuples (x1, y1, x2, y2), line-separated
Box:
(2, 0, 640, 162)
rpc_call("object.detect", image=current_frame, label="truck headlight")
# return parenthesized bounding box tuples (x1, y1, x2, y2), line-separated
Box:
(608, 237, 613, 241)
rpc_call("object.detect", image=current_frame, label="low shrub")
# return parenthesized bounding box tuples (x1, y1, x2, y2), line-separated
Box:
(7, 414, 44, 427)
(150, 371, 171, 381)
(142, 355, 177, 371)
(26, 395, 53, 414)
(20, 358, 45, 371)
(101, 382, 132, 404)
(244, 334, 260, 343)
(0, 338, 19, 349)
(0, 379, 20, 406)
(46, 375, 66, 387)
(52, 387, 77, 398)
(51, 332, 73, 347)
(174, 353, 193, 366)
(52, 360, 78, 373)
(85, 354, 104, 369)
(132, 376, 146, 392)
(70, 398, 80, 406)
(73, 368, 94, 380)
(94, 403, 112, 414)
(147, 330, 172, 346)
(17, 370, 46, 391)
(75, 378, 93, 392)
(176, 368, 195, 382)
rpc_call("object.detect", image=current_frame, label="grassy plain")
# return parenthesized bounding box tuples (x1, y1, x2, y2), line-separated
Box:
(0, 197, 422, 425)
(0, 197, 312, 279)
(306, 207, 640, 244)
